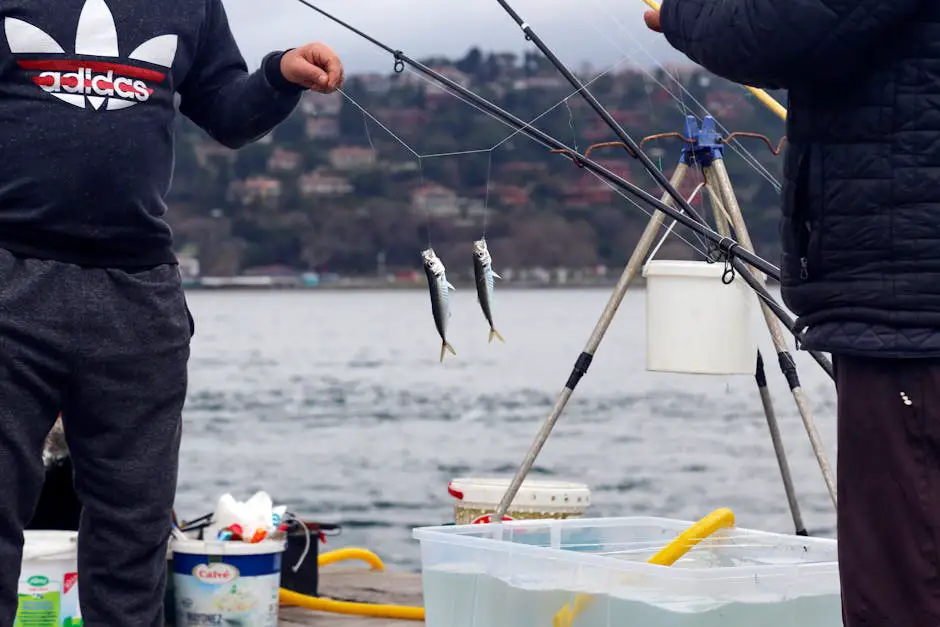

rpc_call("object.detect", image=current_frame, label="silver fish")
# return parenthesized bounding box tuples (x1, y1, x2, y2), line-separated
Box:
(472, 238, 504, 343)
(421, 248, 457, 362)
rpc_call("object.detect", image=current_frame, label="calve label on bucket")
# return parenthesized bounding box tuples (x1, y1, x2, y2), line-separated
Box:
(16, 572, 82, 627)
(173, 552, 282, 627)
(193, 563, 239, 583)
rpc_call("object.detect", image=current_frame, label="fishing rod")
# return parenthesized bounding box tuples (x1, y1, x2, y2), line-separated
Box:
(292, 0, 779, 281)
(489, 0, 833, 381)
(491, 0, 837, 517)
(494, 0, 714, 229)
(292, 0, 825, 370)
(290, 0, 836, 523)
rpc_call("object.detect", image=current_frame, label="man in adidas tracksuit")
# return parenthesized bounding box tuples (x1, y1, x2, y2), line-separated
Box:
(0, 0, 343, 624)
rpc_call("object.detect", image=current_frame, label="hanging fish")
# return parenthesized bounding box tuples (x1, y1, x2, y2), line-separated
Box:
(472, 238, 504, 343)
(421, 248, 457, 362)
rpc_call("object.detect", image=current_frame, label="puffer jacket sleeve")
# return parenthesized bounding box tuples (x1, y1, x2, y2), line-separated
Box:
(659, 0, 922, 89)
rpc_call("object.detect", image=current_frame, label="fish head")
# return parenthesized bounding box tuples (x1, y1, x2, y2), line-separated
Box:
(421, 247, 445, 276)
(472, 239, 491, 264)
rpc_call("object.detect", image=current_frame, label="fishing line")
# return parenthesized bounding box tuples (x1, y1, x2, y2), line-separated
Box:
(336, 58, 631, 161)
(395, 63, 714, 253)
(291, 0, 802, 356)
(482, 151, 493, 238)
(564, 99, 579, 153)
(492, 0, 722, 241)
(288, 0, 836, 521)
(293, 0, 782, 290)
(418, 157, 433, 244)
(337, 86, 420, 159)
(398, 55, 719, 254)
(503, 1, 836, 513)
(487, 0, 821, 348)
(579, 3, 782, 191)
(335, 55, 715, 252)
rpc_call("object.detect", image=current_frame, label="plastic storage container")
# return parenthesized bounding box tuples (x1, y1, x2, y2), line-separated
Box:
(643, 259, 758, 375)
(448, 478, 591, 524)
(413, 516, 841, 627)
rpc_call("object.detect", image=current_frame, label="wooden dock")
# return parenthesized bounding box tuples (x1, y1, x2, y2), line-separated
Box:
(279, 567, 425, 626)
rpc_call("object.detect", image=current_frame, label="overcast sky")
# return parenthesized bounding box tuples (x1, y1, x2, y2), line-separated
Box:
(222, 0, 690, 74)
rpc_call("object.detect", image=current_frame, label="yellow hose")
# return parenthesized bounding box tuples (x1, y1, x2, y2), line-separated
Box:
(553, 508, 736, 627)
(640, 0, 788, 122)
(317, 547, 387, 570)
(279, 588, 425, 621)
(279, 547, 425, 621)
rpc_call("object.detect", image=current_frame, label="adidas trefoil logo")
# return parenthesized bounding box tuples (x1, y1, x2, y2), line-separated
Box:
(4, 0, 178, 110)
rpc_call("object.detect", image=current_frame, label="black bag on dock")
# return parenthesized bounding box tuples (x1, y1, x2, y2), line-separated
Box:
(279, 521, 340, 597)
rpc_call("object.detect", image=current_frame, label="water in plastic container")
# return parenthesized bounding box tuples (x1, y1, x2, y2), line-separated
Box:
(421, 564, 841, 627)
(414, 516, 842, 627)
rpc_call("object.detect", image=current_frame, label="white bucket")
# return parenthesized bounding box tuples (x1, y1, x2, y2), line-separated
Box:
(448, 478, 591, 524)
(17, 530, 80, 626)
(170, 538, 286, 627)
(642, 259, 757, 375)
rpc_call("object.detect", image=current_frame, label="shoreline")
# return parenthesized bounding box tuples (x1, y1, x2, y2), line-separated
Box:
(183, 276, 782, 291)
(184, 280, 626, 291)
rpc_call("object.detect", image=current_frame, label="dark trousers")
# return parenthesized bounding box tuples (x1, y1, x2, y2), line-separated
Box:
(836, 355, 940, 626)
(0, 249, 192, 627)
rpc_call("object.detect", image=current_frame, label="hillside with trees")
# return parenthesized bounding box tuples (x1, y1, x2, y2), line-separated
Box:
(166, 48, 788, 282)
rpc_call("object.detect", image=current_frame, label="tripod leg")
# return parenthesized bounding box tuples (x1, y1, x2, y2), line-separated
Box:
(705, 159, 837, 509)
(702, 167, 809, 534)
(493, 163, 690, 519)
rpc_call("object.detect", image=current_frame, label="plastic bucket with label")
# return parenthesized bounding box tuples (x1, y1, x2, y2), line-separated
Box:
(169, 538, 285, 627)
(448, 478, 591, 524)
(17, 530, 81, 626)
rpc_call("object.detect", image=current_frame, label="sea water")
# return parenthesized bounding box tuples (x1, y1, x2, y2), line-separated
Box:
(421, 563, 842, 627)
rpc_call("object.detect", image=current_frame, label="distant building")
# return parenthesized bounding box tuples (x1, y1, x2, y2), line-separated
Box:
(300, 91, 342, 116)
(563, 176, 613, 208)
(357, 73, 392, 94)
(329, 146, 377, 170)
(267, 148, 302, 172)
(492, 184, 529, 206)
(512, 76, 567, 90)
(192, 140, 236, 168)
(298, 172, 353, 196)
(305, 117, 340, 140)
(177, 254, 200, 284)
(230, 176, 281, 205)
(412, 184, 459, 217)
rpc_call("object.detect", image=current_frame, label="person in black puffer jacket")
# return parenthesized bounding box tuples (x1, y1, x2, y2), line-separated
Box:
(646, 1, 937, 625)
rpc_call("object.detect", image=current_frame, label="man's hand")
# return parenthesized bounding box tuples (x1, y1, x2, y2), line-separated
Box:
(280, 43, 344, 93)
(643, 10, 662, 33)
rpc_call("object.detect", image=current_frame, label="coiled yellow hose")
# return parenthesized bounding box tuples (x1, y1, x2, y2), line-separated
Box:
(278, 547, 425, 621)
(553, 508, 736, 627)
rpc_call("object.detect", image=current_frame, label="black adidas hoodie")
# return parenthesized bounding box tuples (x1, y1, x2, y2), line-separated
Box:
(0, 0, 304, 267)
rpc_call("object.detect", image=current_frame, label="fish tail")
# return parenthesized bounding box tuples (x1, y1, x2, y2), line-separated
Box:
(489, 327, 505, 343)
(440, 340, 456, 362)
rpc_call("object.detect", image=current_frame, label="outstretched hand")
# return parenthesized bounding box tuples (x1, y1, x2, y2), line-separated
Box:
(281, 42, 345, 93)
(643, 10, 662, 32)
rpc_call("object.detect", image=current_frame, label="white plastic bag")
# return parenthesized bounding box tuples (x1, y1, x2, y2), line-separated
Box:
(206, 490, 282, 542)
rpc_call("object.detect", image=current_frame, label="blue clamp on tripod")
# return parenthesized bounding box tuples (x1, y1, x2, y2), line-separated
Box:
(678, 115, 724, 168)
